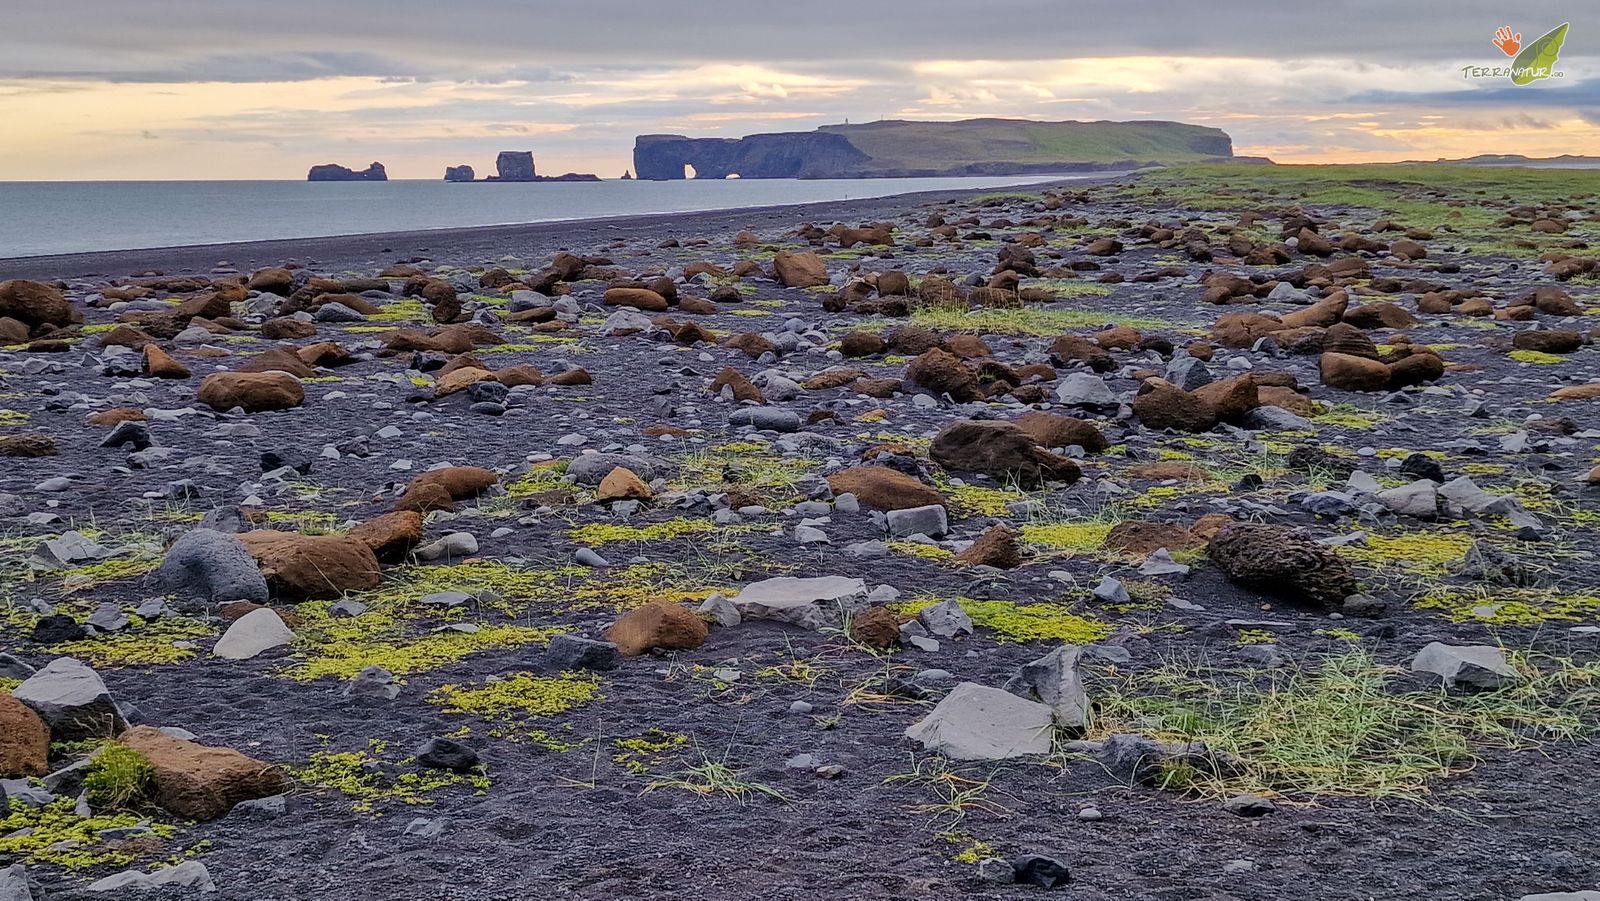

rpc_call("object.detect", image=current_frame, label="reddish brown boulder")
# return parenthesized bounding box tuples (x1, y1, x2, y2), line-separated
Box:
(606, 602, 709, 656)
(1319, 352, 1391, 392)
(597, 467, 653, 502)
(1103, 521, 1202, 556)
(0, 695, 49, 777)
(237, 531, 381, 600)
(118, 726, 289, 821)
(826, 466, 945, 511)
(710, 367, 764, 403)
(953, 526, 1024, 568)
(930, 420, 1081, 488)
(143, 345, 191, 379)
(406, 466, 498, 501)
(603, 287, 669, 312)
(772, 251, 829, 288)
(0, 279, 80, 330)
(261, 318, 317, 340)
(905, 348, 979, 402)
(348, 511, 425, 563)
(1133, 381, 1217, 432)
(1013, 412, 1107, 453)
(198, 371, 305, 413)
(849, 606, 903, 649)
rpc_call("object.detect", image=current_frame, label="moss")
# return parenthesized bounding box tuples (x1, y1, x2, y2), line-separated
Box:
(944, 483, 1029, 517)
(0, 410, 32, 426)
(953, 838, 998, 865)
(0, 799, 174, 869)
(287, 610, 556, 682)
(1022, 521, 1114, 554)
(84, 742, 154, 810)
(1509, 349, 1566, 365)
(57, 555, 160, 592)
(1313, 404, 1386, 430)
(908, 301, 1169, 336)
(429, 672, 603, 720)
(54, 616, 214, 666)
(570, 562, 732, 611)
(1316, 628, 1363, 643)
(481, 338, 576, 352)
(568, 517, 721, 546)
(1416, 587, 1600, 625)
(613, 729, 690, 775)
(293, 739, 488, 814)
(366, 300, 429, 323)
(505, 459, 572, 500)
(1338, 531, 1476, 576)
(366, 560, 572, 611)
(889, 541, 954, 561)
(899, 597, 1111, 644)
(1236, 629, 1278, 645)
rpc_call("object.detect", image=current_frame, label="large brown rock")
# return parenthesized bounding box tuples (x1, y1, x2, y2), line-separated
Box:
(247, 267, 295, 295)
(1387, 351, 1444, 389)
(772, 251, 829, 288)
(198, 371, 305, 413)
(1013, 412, 1107, 453)
(1321, 323, 1380, 359)
(710, 367, 764, 403)
(406, 466, 499, 501)
(597, 467, 652, 502)
(143, 345, 191, 379)
(236, 531, 381, 600)
(1319, 352, 1391, 392)
(839, 331, 887, 357)
(118, 726, 288, 821)
(1103, 521, 1201, 556)
(239, 347, 316, 378)
(0, 279, 80, 330)
(953, 525, 1024, 568)
(1512, 330, 1583, 354)
(930, 420, 1081, 488)
(606, 602, 708, 657)
(348, 511, 424, 563)
(1208, 522, 1358, 610)
(603, 287, 669, 312)
(1192, 375, 1259, 423)
(905, 348, 979, 402)
(1133, 381, 1217, 432)
(826, 466, 945, 511)
(0, 695, 49, 777)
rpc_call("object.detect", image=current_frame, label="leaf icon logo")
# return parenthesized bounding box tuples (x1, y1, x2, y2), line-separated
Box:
(1510, 22, 1568, 85)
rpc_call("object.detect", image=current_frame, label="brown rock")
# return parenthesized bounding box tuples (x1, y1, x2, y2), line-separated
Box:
(905, 348, 979, 402)
(348, 511, 425, 563)
(930, 420, 1081, 488)
(0, 435, 57, 458)
(1322, 322, 1380, 359)
(1387, 352, 1444, 389)
(1103, 521, 1201, 556)
(724, 333, 777, 359)
(549, 368, 592, 386)
(0, 695, 49, 777)
(838, 332, 889, 358)
(236, 531, 381, 600)
(494, 365, 545, 387)
(1258, 386, 1315, 416)
(1208, 522, 1358, 609)
(1095, 325, 1143, 349)
(1344, 302, 1417, 330)
(435, 366, 497, 396)
(606, 602, 708, 657)
(946, 334, 992, 359)
(953, 525, 1024, 568)
(88, 408, 146, 427)
(142, 345, 191, 379)
(1512, 330, 1583, 354)
(826, 466, 945, 511)
(1551, 385, 1600, 401)
(849, 606, 903, 649)
(118, 726, 289, 821)
(394, 483, 455, 514)
(802, 367, 863, 390)
(1319, 352, 1391, 392)
(886, 325, 945, 355)
(247, 267, 294, 295)
(97, 325, 156, 350)
(296, 342, 354, 368)
(1191, 375, 1259, 423)
(603, 287, 669, 312)
(0, 279, 80, 330)
(0, 317, 29, 344)
(1013, 412, 1107, 453)
(198, 371, 305, 413)
(1279, 292, 1348, 329)
(260, 318, 317, 340)
(1133, 381, 1217, 432)
(710, 367, 764, 403)
(1048, 334, 1115, 372)
(406, 466, 498, 501)
(877, 271, 911, 295)
(772, 251, 829, 288)
(597, 467, 652, 502)
(239, 347, 315, 378)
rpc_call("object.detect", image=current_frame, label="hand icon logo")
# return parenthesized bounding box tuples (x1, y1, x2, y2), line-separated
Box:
(1492, 25, 1521, 57)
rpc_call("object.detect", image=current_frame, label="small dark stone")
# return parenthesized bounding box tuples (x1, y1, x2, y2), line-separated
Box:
(260, 450, 313, 475)
(100, 420, 152, 451)
(545, 634, 619, 672)
(415, 737, 480, 773)
(31, 613, 87, 644)
(1398, 452, 1445, 484)
(1011, 853, 1072, 889)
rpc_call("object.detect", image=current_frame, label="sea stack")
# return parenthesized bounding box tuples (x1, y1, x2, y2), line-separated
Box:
(495, 151, 536, 182)
(444, 165, 475, 182)
(307, 162, 387, 182)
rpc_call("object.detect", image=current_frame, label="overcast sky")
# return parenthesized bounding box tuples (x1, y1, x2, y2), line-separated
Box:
(1, 1, 1594, 179)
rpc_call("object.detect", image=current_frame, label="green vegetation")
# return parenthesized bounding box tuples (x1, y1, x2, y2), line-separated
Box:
(293, 739, 489, 813)
(568, 517, 722, 546)
(0, 800, 174, 869)
(646, 755, 792, 806)
(428, 673, 603, 720)
(84, 742, 154, 809)
(826, 119, 1233, 169)
(907, 297, 1172, 336)
(897, 596, 1110, 644)
(1090, 651, 1600, 801)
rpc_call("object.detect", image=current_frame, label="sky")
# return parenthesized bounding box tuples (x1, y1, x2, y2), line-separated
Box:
(1, 1, 1595, 180)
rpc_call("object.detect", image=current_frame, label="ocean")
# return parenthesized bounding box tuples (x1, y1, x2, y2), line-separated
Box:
(0, 175, 1082, 259)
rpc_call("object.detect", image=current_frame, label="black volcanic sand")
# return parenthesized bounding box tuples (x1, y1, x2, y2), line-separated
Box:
(2, 170, 1600, 901)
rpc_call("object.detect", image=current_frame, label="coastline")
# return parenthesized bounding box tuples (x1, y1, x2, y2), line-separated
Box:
(0, 174, 1129, 281)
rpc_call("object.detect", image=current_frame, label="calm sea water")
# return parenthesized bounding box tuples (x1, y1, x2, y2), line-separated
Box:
(0, 175, 1081, 259)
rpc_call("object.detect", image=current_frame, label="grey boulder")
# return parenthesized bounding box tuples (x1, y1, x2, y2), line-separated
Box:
(11, 657, 125, 740)
(152, 529, 269, 605)
(904, 682, 1054, 760)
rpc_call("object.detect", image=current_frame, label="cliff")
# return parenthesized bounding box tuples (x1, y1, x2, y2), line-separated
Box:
(633, 119, 1234, 180)
(307, 162, 387, 182)
(444, 165, 476, 182)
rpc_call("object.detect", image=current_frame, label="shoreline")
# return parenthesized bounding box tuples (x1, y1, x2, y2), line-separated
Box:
(0, 174, 1128, 281)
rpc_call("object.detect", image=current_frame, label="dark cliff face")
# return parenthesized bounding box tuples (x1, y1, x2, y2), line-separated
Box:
(307, 162, 388, 182)
(633, 119, 1234, 180)
(494, 152, 537, 182)
(444, 165, 476, 182)
(633, 133, 872, 180)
